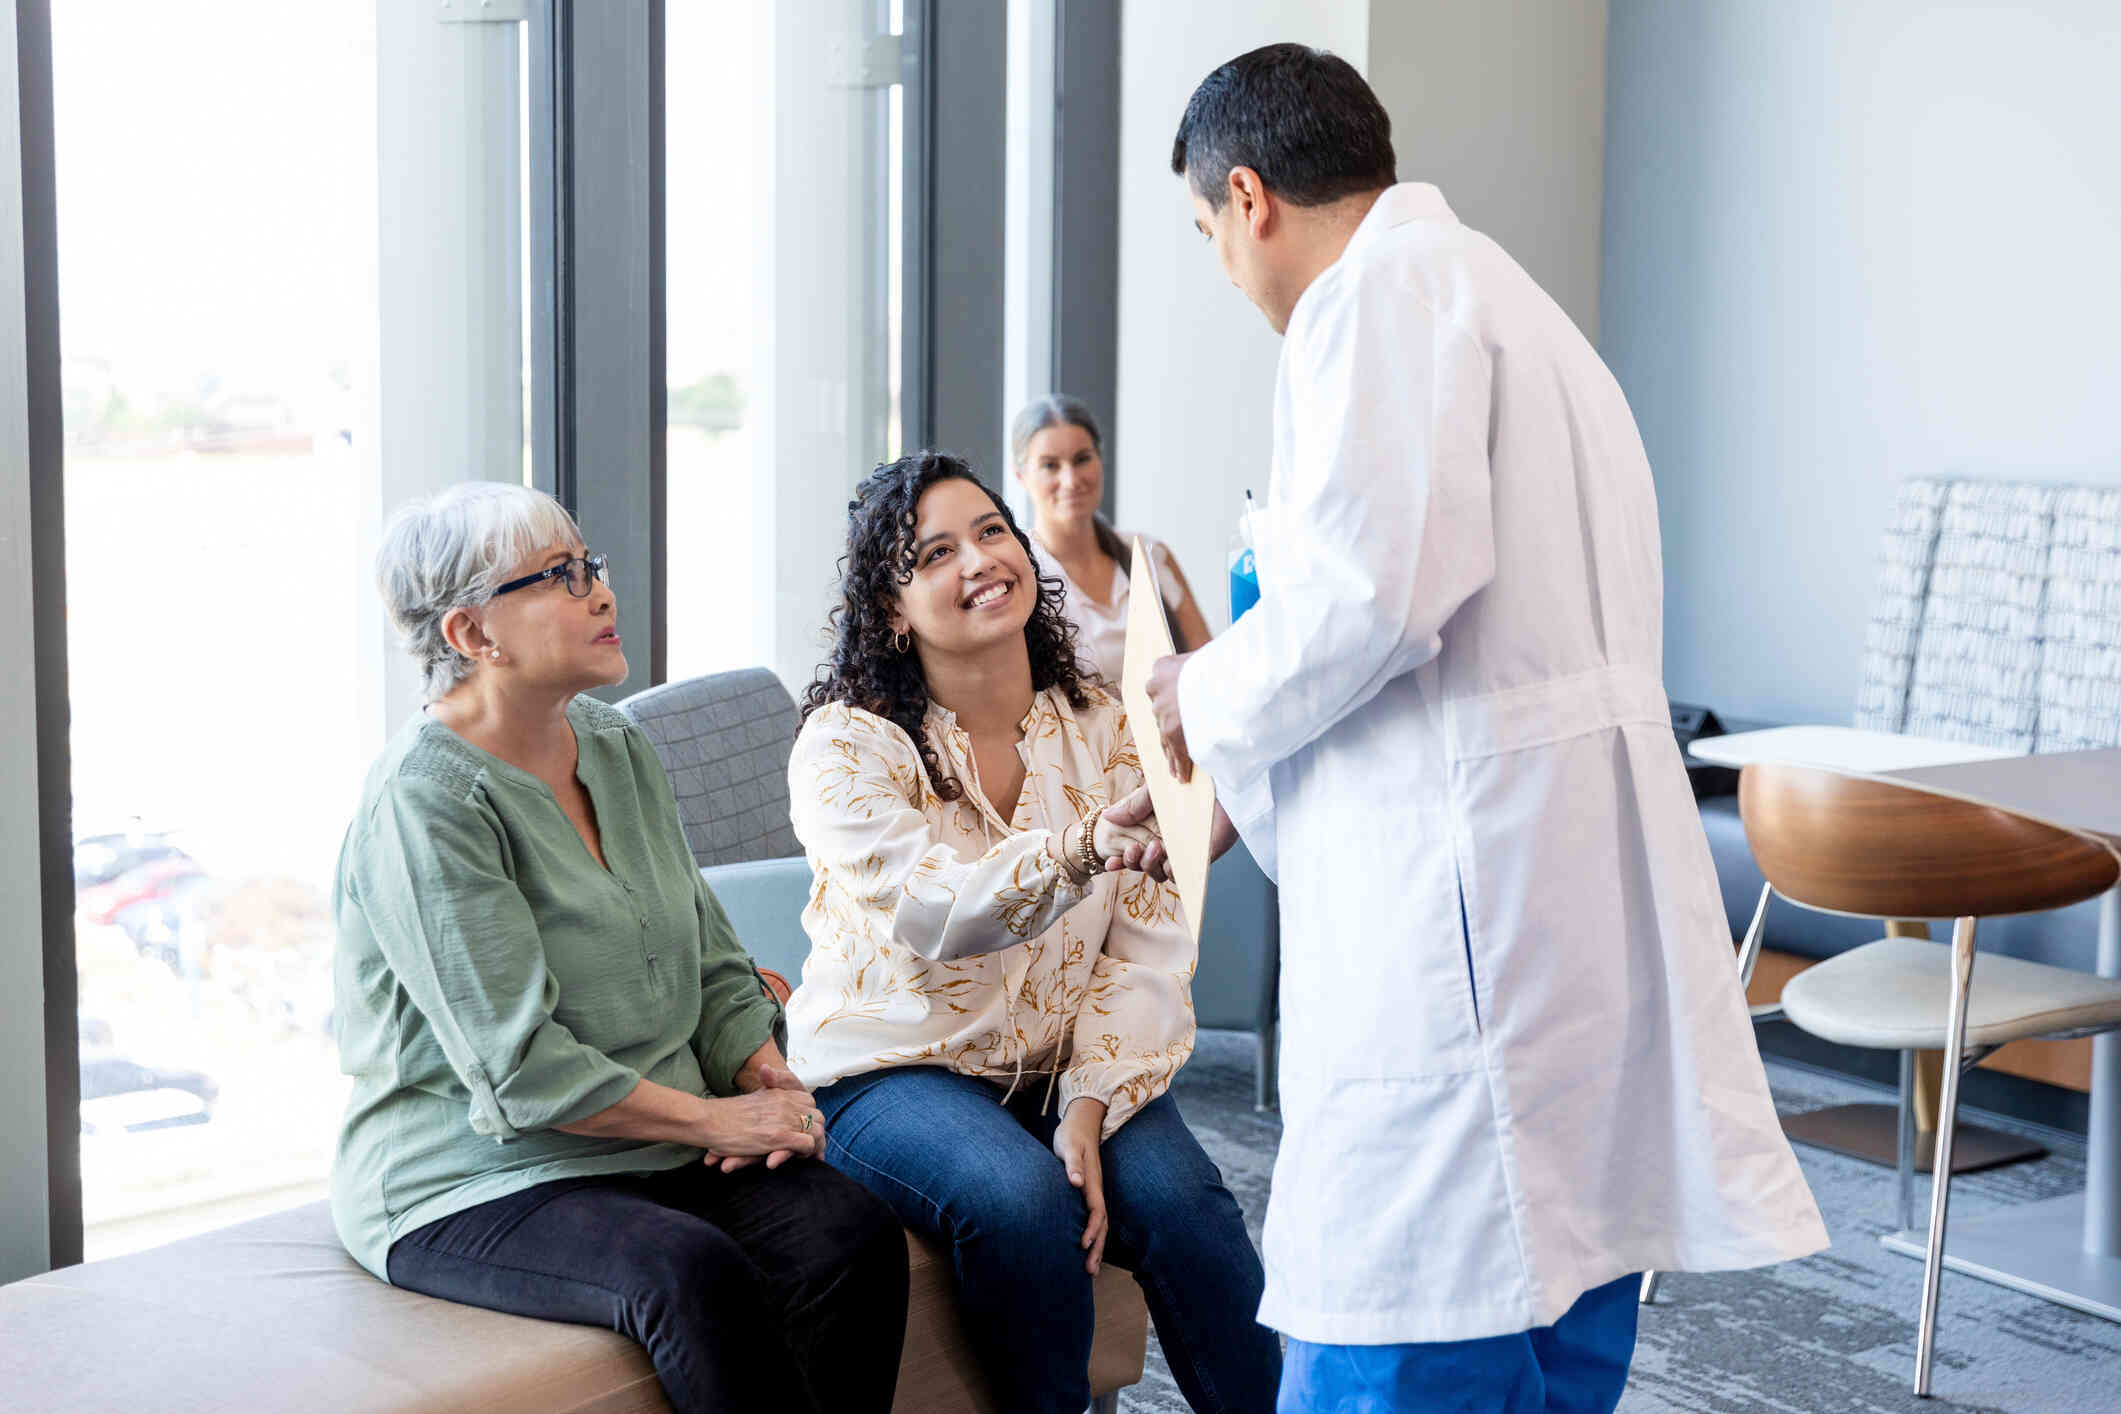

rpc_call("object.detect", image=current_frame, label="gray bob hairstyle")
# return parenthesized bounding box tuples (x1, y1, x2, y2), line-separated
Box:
(376, 481, 586, 701)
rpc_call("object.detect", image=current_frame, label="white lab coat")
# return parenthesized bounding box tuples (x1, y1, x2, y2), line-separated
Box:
(1179, 183, 1826, 1345)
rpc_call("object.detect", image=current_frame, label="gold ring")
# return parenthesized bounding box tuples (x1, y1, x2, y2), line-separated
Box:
(799, 1112, 814, 1133)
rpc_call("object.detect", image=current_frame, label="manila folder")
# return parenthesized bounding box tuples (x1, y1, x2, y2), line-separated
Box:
(1119, 536, 1214, 943)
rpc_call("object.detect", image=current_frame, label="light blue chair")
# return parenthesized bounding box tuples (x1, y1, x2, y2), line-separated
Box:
(619, 668, 1281, 1107)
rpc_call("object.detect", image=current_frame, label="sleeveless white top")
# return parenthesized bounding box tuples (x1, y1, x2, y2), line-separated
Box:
(1038, 532, 1183, 683)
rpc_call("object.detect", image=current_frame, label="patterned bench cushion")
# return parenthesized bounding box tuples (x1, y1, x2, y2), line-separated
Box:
(1856, 478, 2121, 754)
(1899, 482, 2054, 752)
(1854, 479, 1947, 734)
(2039, 488, 2121, 753)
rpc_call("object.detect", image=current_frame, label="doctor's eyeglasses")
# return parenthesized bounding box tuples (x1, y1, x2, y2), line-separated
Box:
(493, 553, 610, 599)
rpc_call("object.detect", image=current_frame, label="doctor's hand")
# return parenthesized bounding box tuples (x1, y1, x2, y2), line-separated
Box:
(1102, 792, 1242, 882)
(1103, 787, 1169, 879)
(1051, 1098, 1109, 1275)
(1144, 651, 1195, 784)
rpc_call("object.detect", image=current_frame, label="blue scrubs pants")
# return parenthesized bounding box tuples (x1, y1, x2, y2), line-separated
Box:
(1276, 1272, 1640, 1414)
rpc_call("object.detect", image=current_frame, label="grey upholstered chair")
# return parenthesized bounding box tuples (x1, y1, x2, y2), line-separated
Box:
(617, 668, 817, 982)
(619, 667, 1283, 1106)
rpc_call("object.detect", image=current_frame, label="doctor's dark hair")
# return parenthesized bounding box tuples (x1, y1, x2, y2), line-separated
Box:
(1170, 43, 1396, 211)
(801, 449, 1097, 803)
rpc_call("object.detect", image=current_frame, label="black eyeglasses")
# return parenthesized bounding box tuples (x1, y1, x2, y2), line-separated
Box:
(493, 553, 610, 599)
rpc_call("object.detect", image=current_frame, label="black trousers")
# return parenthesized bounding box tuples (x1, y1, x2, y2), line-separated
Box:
(387, 1159, 908, 1414)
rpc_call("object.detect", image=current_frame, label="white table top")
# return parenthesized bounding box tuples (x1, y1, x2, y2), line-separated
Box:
(1689, 727, 2121, 846)
(1889, 749, 2121, 847)
(1686, 725, 2014, 773)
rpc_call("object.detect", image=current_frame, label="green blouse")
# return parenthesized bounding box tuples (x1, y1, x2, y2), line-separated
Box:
(329, 694, 783, 1279)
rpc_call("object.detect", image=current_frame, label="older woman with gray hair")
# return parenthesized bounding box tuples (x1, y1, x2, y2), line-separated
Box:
(333, 481, 907, 1414)
(1011, 394, 1213, 681)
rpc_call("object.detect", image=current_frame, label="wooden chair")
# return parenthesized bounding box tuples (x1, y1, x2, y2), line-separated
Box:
(1739, 762, 2121, 1397)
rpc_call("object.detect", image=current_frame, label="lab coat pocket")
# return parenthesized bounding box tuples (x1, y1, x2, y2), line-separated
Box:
(1268, 1069, 1521, 1334)
(1279, 848, 1484, 1079)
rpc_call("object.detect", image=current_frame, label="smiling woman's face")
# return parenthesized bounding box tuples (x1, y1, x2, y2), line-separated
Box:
(890, 477, 1038, 661)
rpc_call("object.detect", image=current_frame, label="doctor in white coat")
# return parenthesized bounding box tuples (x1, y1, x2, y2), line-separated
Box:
(1123, 45, 1828, 1413)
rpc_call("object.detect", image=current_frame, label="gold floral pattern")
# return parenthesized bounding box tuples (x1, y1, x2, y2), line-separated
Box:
(783, 692, 1197, 1137)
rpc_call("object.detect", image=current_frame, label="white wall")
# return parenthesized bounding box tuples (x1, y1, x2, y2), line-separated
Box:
(1114, 2, 1609, 627)
(1602, 0, 2121, 723)
(1113, 0, 1368, 630)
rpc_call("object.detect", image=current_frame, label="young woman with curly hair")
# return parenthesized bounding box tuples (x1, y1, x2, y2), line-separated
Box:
(784, 451, 1280, 1414)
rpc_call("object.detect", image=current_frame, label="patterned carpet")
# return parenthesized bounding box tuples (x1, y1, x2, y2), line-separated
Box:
(1135, 1031, 2121, 1413)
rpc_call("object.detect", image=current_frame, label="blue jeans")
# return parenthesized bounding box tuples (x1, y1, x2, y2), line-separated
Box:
(1276, 1273, 1640, 1414)
(817, 1066, 1282, 1414)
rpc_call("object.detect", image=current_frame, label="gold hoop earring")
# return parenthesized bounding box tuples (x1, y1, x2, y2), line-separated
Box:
(894, 631, 910, 654)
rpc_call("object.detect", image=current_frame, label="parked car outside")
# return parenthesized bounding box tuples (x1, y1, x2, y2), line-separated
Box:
(77, 855, 204, 928)
(72, 829, 191, 890)
(78, 1053, 218, 1135)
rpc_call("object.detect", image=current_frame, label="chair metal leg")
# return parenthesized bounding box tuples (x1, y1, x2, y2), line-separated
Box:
(1898, 1049, 1919, 1234)
(1256, 1018, 1279, 1111)
(1736, 882, 1773, 991)
(1089, 1394, 1120, 1414)
(1638, 1270, 1663, 1305)
(1914, 916, 1977, 1398)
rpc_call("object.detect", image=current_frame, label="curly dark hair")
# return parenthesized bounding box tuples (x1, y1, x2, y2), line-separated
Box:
(801, 450, 1097, 802)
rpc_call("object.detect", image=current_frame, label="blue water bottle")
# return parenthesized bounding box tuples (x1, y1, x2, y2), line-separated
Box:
(1228, 489, 1261, 622)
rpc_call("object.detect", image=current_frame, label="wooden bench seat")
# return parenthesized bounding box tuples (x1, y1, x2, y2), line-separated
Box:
(0, 1200, 1147, 1412)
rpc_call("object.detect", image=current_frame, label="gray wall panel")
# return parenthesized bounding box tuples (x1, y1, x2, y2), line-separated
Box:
(923, 0, 1005, 471)
(567, 0, 662, 698)
(1052, 0, 1120, 516)
(2, 0, 71, 1279)
(1369, 0, 1608, 342)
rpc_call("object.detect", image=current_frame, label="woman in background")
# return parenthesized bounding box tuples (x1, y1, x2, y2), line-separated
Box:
(1011, 394, 1213, 680)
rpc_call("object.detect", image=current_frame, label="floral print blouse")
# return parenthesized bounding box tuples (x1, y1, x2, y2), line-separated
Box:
(782, 685, 1195, 1137)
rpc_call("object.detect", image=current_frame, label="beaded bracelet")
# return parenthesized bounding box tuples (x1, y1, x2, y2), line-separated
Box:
(1074, 805, 1107, 882)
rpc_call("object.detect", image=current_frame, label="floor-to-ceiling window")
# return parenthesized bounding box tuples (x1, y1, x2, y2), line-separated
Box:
(41, 0, 937, 1263)
(663, 0, 913, 685)
(38, 0, 956, 1261)
(52, 0, 377, 1257)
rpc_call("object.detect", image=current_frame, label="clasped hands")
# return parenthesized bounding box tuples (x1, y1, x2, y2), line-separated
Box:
(705, 1043, 827, 1173)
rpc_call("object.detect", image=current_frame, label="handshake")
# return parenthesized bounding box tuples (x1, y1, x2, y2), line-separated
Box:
(1065, 646, 1241, 884)
(1074, 785, 1240, 884)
